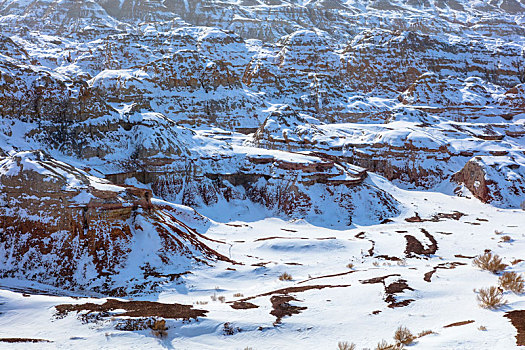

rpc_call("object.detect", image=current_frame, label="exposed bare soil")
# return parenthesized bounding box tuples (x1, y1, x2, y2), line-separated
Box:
(505, 310, 525, 346)
(55, 299, 207, 320)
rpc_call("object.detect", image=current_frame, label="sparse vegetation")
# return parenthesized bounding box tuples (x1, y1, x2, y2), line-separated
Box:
(346, 263, 354, 269)
(337, 341, 356, 350)
(394, 326, 414, 345)
(150, 319, 167, 338)
(210, 293, 217, 301)
(476, 286, 507, 309)
(279, 272, 293, 281)
(375, 339, 403, 350)
(501, 235, 512, 242)
(417, 330, 435, 338)
(473, 252, 507, 274)
(478, 325, 487, 331)
(494, 230, 504, 235)
(373, 261, 380, 267)
(233, 293, 244, 298)
(498, 272, 525, 294)
(195, 301, 208, 305)
(218, 296, 226, 303)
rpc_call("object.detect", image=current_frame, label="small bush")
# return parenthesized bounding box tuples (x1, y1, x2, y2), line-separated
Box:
(478, 325, 487, 331)
(279, 272, 293, 281)
(373, 261, 380, 267)
(218, 296, 226, 303)
(498, 272, 525, 294)
(150, 319, 167, 338)
(394, 326, 414, 345)
(375, 340, 403, 350)
(501, 235, 512, 242)
(337, 341, 356, 350)
(210, 293, 217, 301)
(476, 286, 507, 309)
(346, 263, 354, 269)
(233, 293, 244, 297)
(473, 252, 507, 274)
(494, 230, 504, 235)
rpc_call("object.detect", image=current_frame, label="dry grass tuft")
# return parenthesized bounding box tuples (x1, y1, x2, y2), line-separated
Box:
(394, 326, 414, 345)
(346, 263, 354, 269)
(233, 293, 244, 298)
(473, 252, 507, 274)
(150, 319, 167, 338)
(501, 235, 512, 242)
(279, 272, 293, 281)
(337, 341, 356, 350)
(498, 272, 525, 294)
(210, 293, 217, 301)
(478, 325, 487, 331)
(417, 330, 435, 338)
(218, 296, 226, 303)
(375, 339, 403, 350)
(476, 286, 507, 309)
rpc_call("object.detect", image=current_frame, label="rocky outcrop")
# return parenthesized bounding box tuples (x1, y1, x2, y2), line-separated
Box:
(0, 151, 231, 295)
(453, 156, 525, 208)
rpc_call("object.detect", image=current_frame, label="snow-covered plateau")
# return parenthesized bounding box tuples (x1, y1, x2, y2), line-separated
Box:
(0, 0, 524, 349)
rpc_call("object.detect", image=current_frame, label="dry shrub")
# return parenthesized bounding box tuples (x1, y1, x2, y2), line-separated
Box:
(498, 272, 525, 294)
(279, 272, 293, 281)
(218, 296, 226, 303)
(417, 330, 435, 338)
(373, 261, 380, 267)
(394, 326, 414, 345)
(150, 319, 167, 338)
(210, 293, 217, 301)
(337, 341, 356, 350)
(501, 236, 512, 242)
(476, 286, 507, 309)
(376, 339, 403, 350)
(347, 263, 355, 269)
(478, 325, 487, 331)
(473, 252, 507, 274)
(494, 230, 504, 235)
(233, 293, 244, 297)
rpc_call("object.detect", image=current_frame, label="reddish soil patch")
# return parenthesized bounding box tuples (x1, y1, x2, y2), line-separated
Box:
(424, 262, 467, 282)
(254, 236, 308, 242)
(368, 240, 375, 256)
(360, 274, 401, 285)
(454, 254, 475, 259)
(376, 255, 402, 261)
(270, 295, 307, 325)
(230, 301, 259, 310)
(55, 299, 207, 320)
(234, 284, 351, 302)
(355, 232, 366, 239)
(505, 310, 525, 346)
(444, 320, 475, 328)
(297, 270, 357, 284)
(360, 275, 414, 308)
(404, 229, 438, 257)
(0, 338, 52, 343)
(405, 211, 465, 222)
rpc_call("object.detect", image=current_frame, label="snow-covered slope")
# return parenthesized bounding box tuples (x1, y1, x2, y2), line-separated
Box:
(0, 0, 524, 348)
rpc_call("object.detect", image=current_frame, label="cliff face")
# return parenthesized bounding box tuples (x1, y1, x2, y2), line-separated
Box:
(0, 0, 523, 293)
(0, 151, 230, 295)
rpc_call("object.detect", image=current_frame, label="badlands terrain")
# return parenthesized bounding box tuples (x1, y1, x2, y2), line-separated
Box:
(0, 0, 524, 348)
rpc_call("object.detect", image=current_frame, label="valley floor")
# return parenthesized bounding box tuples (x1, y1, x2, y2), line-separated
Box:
(1, 174, 524, 349)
